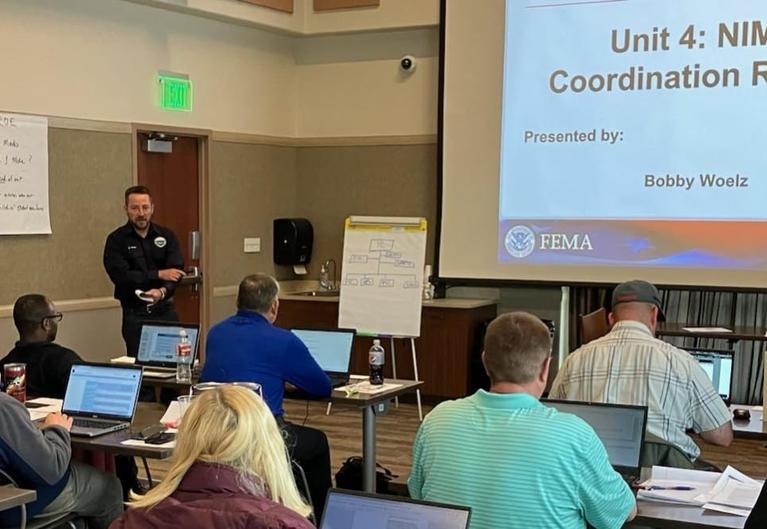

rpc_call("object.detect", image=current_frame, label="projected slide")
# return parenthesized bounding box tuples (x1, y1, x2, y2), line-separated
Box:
(498, 0, 767, 270)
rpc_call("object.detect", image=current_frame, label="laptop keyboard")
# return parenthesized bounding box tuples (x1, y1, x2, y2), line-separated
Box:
(72, 418, 112, 429)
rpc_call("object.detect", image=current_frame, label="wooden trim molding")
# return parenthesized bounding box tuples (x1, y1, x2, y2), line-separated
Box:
(239, 0, 294, 13)
(212, 131, 437, 147)
(314, 0, 380, 11)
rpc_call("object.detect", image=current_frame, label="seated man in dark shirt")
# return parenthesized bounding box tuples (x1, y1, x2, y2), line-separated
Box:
(1, 293, 140, 500)
(0, 294, 83, 398)
(201, 273, 333, 520)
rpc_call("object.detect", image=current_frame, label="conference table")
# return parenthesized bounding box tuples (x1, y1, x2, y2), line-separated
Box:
(329, 378, 423, 493)
(0, 485, 36, 514)
(631, 500, 746, 529)
(657, 323, 767, 345)
(730, 405, 767, 440)
(103, 375, 424, 493)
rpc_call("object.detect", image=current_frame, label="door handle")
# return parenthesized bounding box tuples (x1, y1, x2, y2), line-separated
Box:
(190, 231, 200, 261)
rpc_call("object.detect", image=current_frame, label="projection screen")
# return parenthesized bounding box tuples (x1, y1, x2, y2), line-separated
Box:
(438, 0, 767, 288)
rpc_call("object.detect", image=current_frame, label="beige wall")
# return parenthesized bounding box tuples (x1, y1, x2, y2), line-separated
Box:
(295, 29, 439, 137)
(296, 143, 437, 276)
(210, 141, 299, 287)
(124, 0, 439, 35)
(0, 0, 296, 136)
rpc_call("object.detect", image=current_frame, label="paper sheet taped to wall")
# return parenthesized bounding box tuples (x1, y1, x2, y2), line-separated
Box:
(0, 112, 51, 235)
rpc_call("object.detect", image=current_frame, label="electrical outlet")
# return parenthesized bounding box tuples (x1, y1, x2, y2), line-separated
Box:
(243, 237, 261, 253)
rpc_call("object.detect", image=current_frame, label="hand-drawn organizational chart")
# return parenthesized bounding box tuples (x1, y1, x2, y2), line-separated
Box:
(338, 217, 428, 337)
(343, 238, 421, 290)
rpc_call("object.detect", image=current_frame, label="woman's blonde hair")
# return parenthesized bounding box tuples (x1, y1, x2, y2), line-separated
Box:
(129, 385, 312, 518)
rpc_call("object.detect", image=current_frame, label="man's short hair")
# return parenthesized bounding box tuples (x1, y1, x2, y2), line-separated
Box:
(483, 312, 552, 384)
(125, 185, 152, 204)
(13, 294, 50, 335)
(237, 274, 279, 314)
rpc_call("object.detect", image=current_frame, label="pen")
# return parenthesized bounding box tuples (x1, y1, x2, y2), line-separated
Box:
(645, 486, 696, 491)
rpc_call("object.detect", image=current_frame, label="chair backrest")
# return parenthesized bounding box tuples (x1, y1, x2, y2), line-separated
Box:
(579, 307, 611, 345)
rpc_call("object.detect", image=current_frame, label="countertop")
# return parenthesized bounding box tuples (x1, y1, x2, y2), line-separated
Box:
(278, 292, 496, 310)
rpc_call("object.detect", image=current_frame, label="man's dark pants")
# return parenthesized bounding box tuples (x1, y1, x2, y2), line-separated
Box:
(119, 300, 179, 498)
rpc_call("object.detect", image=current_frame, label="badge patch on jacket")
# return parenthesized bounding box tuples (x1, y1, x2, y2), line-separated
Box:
(154, 236, 167, 248)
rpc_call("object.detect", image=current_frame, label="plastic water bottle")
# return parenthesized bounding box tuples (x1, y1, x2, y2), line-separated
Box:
(176, 329, 192, 383)
(369, 339, 385, 385)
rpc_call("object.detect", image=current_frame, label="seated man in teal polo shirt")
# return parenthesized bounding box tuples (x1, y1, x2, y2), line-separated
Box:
(408, 312, 636, 529)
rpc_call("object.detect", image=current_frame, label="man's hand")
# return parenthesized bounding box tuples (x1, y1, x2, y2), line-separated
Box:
(43, 413, 73, 431)
(144, 289, 165, 302)
(158, 268, 185, 282)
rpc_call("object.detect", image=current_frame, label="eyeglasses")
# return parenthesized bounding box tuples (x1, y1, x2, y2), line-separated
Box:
(42, 313, 63, 324)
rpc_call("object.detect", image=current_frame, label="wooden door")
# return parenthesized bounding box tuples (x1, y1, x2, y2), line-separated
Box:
(137, 133, 201, 324)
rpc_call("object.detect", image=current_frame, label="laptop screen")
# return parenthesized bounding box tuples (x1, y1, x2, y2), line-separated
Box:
(291, 329, 354, 373)
(543, 400, 647, 474)
(321, 490, 470, 529)
(63, 364, 142, 420)
(688, 350, 733, 400)
(137, 323, 200, 367)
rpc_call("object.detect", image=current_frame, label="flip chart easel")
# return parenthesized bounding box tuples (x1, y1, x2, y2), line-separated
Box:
(338, 216, 428, 420)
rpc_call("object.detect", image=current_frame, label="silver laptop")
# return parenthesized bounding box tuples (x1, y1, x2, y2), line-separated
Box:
(685, 348, 734, 401)
(137, 321, 200, 378)
(321, 489, 471, 529)
(290, 328, 355, 387)
(543, 399, 648, 479)
(63, 364, 143, 437)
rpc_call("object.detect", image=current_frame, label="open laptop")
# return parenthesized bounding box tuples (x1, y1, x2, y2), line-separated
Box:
(290, 328, 355, 387)
(63, 363, 143, 437)
(543, 399, 648, 481)
(684, 348, 734, 401)
(321, 489, 471, 529)
(137, 321, 200, 378)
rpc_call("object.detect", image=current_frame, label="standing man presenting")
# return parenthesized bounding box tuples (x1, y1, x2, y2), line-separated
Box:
(104, 186, 185, 357)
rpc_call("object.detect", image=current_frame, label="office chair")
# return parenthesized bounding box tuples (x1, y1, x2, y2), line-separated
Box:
(291, 460, 316, 526)
(0, 469, 79, 529)
(579, 307, 611, 345)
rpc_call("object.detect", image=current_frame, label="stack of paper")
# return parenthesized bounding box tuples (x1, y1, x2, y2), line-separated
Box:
(26, 397, 63, 421)
(702, 466, 763, 517)
(638, 465, 763, 517)
(637, 466, 719, 505)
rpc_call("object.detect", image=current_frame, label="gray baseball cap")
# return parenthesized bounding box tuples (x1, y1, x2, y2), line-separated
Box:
(612, 280, 666, 321)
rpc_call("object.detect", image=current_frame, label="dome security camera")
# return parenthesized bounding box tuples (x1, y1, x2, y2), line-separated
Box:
(400, 55, 417, 73)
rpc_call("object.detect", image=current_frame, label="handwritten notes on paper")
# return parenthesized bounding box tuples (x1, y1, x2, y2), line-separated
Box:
(0, 113, 50, 234)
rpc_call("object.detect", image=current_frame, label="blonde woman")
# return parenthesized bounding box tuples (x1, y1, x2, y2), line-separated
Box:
(109, 385, 315, 529)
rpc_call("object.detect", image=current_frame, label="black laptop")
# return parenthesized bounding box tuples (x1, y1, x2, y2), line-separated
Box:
(543, 399, 648, 481)
(136, 321, 200, 378)
(63, 363, 143, 437)
(290, 328, 355, 387)
(321, 489, 471, 529)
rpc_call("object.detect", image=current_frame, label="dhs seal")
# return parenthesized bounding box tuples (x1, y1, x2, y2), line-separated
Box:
(504, 225, 535, 258)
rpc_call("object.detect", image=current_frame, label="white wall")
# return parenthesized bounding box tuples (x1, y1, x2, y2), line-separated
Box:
(0, 0, 296, 136)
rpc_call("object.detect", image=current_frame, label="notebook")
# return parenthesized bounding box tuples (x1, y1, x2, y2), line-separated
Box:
(63, 363, 143, 437)
(320, 489, 471, 529)
(291, 328, 355, 387)
(137, 321, 200, 378)
(542, 399, 648, 480)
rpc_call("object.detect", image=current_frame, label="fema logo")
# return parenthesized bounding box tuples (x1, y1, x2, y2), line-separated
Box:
(504, 225, 535, 258)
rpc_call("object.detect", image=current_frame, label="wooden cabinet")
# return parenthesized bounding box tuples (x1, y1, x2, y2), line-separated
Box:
(275, 298, 497, 399)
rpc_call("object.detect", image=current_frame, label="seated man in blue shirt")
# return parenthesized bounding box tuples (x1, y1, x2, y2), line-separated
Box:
(408, 312, 637, 529)
(201, 273, 332, 519)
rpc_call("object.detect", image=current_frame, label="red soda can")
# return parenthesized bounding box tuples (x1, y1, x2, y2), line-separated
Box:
(4, 363, 27, 403)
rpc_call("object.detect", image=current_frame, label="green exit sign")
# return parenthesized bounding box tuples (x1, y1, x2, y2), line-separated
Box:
(159, 74, 192, 112)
